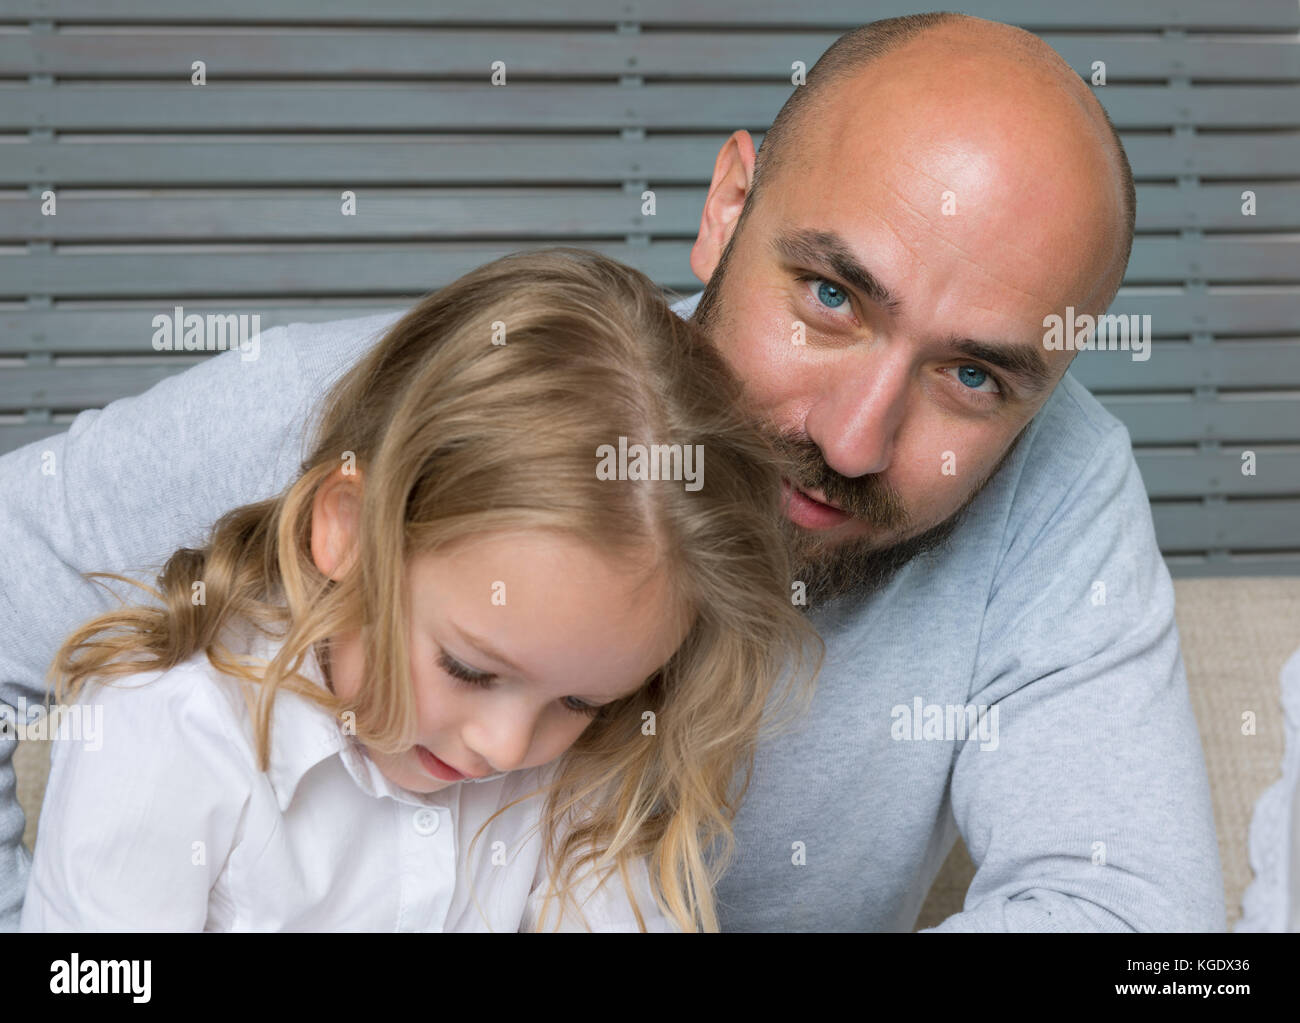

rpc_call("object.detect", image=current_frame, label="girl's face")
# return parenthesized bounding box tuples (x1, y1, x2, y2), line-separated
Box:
(320, 528, 691, 795)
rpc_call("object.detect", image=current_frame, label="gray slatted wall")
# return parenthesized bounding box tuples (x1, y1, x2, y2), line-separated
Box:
(1, 1, 1298, 575)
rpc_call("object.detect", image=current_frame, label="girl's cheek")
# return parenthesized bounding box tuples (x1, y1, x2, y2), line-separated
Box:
(412, 670, 450, 727)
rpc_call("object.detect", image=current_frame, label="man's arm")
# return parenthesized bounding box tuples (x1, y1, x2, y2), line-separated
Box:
(922, 419, 1226, 932)
(0, 310, 401, 929)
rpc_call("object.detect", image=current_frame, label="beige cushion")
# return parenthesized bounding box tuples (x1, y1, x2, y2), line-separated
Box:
(15, 577, 1300, 929)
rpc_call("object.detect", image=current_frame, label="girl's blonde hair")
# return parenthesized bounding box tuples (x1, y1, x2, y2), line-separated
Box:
(50, 247, 823, 932)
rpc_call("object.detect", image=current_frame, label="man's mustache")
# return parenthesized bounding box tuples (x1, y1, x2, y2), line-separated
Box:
(766, 430, 912, 531)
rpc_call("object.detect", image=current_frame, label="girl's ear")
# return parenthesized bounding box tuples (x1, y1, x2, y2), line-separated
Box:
(310, 465, 364, 581)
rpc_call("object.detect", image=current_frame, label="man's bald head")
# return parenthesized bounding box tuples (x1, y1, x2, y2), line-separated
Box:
(685, 13, 1140, 604)
(744, 12, 1135, 311)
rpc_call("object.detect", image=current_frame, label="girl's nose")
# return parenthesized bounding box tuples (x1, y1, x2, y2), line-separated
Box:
(464, 711, 536, 776)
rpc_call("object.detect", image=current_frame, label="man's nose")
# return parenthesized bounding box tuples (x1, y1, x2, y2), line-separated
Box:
(804, 351, 910, 479)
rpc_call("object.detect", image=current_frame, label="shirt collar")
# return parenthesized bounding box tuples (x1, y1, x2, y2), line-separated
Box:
(230, 624, 454, 812)
(670, 290, 703, 320)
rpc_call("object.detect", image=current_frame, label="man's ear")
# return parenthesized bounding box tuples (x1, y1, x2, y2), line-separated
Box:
(689, 130, 758, 286)
(310, 465, 363, 581)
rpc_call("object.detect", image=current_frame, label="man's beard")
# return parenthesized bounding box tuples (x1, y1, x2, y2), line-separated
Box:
(770, 427, 1025, 607)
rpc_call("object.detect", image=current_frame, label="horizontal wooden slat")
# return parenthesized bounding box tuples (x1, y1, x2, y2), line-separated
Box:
(1, 31, 1296, 80)
(1070, 341, 1300, 392)
(0, 295, 1291, 356)
(0, 422, 67, 453)
(0, 304, 403, 353)
(1136, 184, 1300, 230)
(5, 0, 1298, 30)
(0, 242, 693, 297)
(1166, 557, 1300, 577)
(0, 362, 199, 409)
(2, 237, 1293, 299)
(1124, 238, 1300, 283)
(3, 183, 1295, 242)
(4, 135, 1296, 188)
(2, 84, 1297, 131)
(1106, 292, 1300, 335)
(1135, 449, 1300, 498)
(0, 189, 689, 239)
(1152, 499, 1300, 550)
(0, 138, 733, 187)
(1101, 396, 1300, 444)
(1122, 135, 1300, 178)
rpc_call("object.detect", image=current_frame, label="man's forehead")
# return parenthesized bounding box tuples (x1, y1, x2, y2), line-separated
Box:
(764, 52, 1122, 306)
(761, 132, 1117, 329)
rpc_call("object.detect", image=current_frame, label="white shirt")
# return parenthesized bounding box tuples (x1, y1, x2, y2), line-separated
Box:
(20, 622, 672, 932)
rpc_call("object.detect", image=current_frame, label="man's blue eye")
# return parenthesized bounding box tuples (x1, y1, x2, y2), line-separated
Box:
(816, 280, 848, 308)
(956, 365, 989, 388)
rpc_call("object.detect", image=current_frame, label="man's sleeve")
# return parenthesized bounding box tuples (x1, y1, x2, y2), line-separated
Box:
(922, 421, 1226, 932)
(0, 317, 383, 930)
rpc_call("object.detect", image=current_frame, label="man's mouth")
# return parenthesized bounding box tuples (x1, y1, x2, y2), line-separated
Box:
(781, 478, 854, 530)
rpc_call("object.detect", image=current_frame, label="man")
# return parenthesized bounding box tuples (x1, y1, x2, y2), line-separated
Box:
(0, 12, 1223, 930)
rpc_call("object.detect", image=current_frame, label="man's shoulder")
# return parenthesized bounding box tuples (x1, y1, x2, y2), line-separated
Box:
(1009, 368, 1134, 498)
(280, 307, 408, 384)
(281, 308, 406, 346)
(1039, 368, 1127, 444)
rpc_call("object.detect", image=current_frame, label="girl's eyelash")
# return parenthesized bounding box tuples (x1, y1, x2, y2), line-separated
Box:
(438, 649, 493, 685)
(437, 649, 602, 718)
(794, 272, 1008, 404)
(564, 699, 603, 719)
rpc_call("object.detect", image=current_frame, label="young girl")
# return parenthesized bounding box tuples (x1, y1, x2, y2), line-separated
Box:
(20, 247, 822, 933)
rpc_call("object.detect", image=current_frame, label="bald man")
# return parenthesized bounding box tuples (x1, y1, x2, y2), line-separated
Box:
(674, 13, 1222, 931)
(0, 13, 1222, 931)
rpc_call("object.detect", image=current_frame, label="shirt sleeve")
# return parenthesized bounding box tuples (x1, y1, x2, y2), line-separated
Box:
(19, 669, 253, 932)
(921, 420, 1226, 932)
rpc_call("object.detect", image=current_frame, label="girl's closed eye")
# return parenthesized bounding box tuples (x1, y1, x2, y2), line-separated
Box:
(438, 648, 494, 685)
(437, 648, 602, 718)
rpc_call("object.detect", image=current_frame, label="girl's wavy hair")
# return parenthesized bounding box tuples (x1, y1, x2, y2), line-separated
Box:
(49, 246, 823, 932)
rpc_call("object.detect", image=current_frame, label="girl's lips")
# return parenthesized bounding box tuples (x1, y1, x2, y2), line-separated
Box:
(782, 479, 853, 530)
(416, 745, 466, 782)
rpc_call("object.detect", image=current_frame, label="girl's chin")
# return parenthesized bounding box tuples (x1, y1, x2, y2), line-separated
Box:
(366, 748, 455, 795)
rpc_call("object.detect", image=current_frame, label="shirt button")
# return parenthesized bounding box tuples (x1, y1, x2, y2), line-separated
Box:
(412, 808, 440, 836)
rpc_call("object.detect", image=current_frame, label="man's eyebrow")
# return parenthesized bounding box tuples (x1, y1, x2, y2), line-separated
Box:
(448, 622, 523, 675)
(771, 228, 902, 313)
(771, 228, 1056, 397)
(945, 337, 1055, 396)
